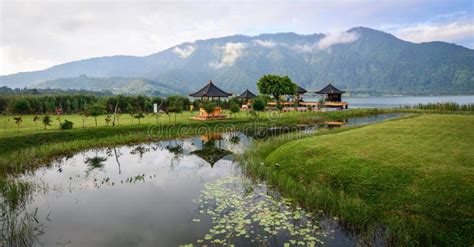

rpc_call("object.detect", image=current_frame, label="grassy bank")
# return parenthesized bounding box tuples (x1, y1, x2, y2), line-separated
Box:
(0, 109, 394, 175)
(240, 114, 474, 246)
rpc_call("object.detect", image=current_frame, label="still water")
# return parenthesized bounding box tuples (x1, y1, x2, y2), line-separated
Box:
(7, 114, 402, 246)
(303, 95, 474, 108)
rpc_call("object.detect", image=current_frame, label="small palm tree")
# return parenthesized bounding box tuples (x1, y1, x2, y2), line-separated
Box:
(33, 115, 40, 130)
(42, 115, 52, 130)
(13, 116, 22, 132)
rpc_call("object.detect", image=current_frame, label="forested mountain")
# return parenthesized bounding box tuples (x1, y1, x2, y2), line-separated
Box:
(1, 27, 473, 95)
(36, 75, 183, 96)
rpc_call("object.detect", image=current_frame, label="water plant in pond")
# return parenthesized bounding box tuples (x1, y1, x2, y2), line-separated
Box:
(0, 179, 44, 246)
(189, 176, 326, 246)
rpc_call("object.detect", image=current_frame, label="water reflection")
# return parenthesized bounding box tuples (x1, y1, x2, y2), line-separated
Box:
(0, 113, 404, 246)
(191, 134, 232, 167)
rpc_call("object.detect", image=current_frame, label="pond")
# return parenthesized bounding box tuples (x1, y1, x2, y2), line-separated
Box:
(2, 114, 403, 246)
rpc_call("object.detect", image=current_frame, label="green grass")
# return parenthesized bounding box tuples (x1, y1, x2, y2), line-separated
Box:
(0, 109, 396, 175)
(240, 114, 474, 246)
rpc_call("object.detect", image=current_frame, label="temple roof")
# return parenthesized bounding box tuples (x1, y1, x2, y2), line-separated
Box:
(316, 84, 345, 94)
(239, 89, 256, 99)
(189, 80, 232, 98)
(296, 86, 307, 94)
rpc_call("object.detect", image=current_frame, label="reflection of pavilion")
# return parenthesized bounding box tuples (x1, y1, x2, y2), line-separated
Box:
(191, 133, 232, 167)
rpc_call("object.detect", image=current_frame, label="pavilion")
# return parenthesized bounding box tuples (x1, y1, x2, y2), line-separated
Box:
(239, 89, 256, 100)
(189, 80, 232, 120)
(315, 83, 348, 109)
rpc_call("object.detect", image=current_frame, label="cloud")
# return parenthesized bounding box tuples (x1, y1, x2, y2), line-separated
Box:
(317, 31, 360, 50)
(253, 39, 278, 48)
(394, 21, 474, 44)
(210, 42, 247, 69)
(292, 31, 359, 52)
(173, 45, 195, 58)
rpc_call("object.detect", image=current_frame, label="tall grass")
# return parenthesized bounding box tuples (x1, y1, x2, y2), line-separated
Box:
(400, 102, 474, 112)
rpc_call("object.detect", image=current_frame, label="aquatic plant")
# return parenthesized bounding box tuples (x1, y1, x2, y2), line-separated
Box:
(189, 176, 326, 246)
(0, 179, 44, 247)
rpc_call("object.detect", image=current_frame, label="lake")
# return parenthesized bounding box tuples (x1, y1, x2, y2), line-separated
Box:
(3, 114, 403, 246)
(302, 95, 474, 108)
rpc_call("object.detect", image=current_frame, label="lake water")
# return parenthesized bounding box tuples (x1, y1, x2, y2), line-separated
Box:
(303, 95, 474, 108)
(3, 114, 403, 247)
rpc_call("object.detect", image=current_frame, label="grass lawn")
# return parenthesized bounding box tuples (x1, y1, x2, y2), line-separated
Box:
(241, 114, 474, 245)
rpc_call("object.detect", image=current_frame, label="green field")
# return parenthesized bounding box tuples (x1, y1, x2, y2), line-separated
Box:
(241, 114, 474, 245)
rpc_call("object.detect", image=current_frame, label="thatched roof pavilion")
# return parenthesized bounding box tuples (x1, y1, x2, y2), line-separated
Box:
(189, 80, 232, 99)
(239, 89, 256, 99)
(316, 84, 345, 102)
(296, 86, 307, 95)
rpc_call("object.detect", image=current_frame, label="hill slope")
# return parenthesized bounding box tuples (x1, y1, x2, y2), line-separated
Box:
(36, 75, 183, 96)
(1, 27, 473, 95)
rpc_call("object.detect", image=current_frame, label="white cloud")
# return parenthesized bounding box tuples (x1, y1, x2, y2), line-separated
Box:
(317, 31, 360, 50)
(292, 31, 359, 52)
(173, 45, 195, 58)
(394, 21, 474, 44)
(253, 39, 278, 48)
(210, 42, 247, 69)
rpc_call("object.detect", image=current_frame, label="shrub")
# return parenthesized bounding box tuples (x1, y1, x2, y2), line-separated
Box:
(60, 120, 74, 129)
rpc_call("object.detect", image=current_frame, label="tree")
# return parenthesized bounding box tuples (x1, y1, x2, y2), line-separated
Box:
(13, 116, 22, 132)
(10, 99, 31, 114)
(105, 115, 112, 126)
(86, 103, 105, 127)
(42, 115, 52, 130)
(80, 112, 88, 128)
(257, 74, 296, 103)
(133, 112, 145, 124)
(167, 96, 187, 124)
(251, 96, 267, 118)
(33, 115, 40, 130)
(200, 100, 217, 115)
(229, 102, 240, 119)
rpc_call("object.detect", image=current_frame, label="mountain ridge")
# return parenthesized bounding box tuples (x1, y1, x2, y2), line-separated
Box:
(1, 27, 473, 95)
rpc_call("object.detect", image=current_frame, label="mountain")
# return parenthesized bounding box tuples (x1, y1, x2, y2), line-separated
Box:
(1, 27, 473, 95)
(35, 75, 183, 96)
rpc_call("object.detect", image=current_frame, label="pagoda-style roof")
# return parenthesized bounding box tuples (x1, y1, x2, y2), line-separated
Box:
(239, 89, 256, 99)
(189, 80, 232, 98)
(296, 86, 307, 94)
(316, 84, 345, 94)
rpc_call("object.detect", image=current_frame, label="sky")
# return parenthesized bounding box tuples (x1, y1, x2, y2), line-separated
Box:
(0, 0, 473, 75)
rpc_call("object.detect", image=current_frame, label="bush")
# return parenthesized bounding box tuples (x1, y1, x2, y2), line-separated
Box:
(200, 100, 217, 114)
(60, 120, 74, 129)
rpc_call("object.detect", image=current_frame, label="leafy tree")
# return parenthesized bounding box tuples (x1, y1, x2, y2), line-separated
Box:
(0, 98, 7, 114)
(10, 99, 31, 114)
(86, 103, 106, 127)
(42, 115, 52, 130)
(200, 100, 217, 115)
(80, 111, 88, 128)
(167, 95, 187, 124)
(229, 102, 240, 119)
(251, 96, 267, 118)
(257, 74, 296, 103)
(133, 112, 145, 124)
